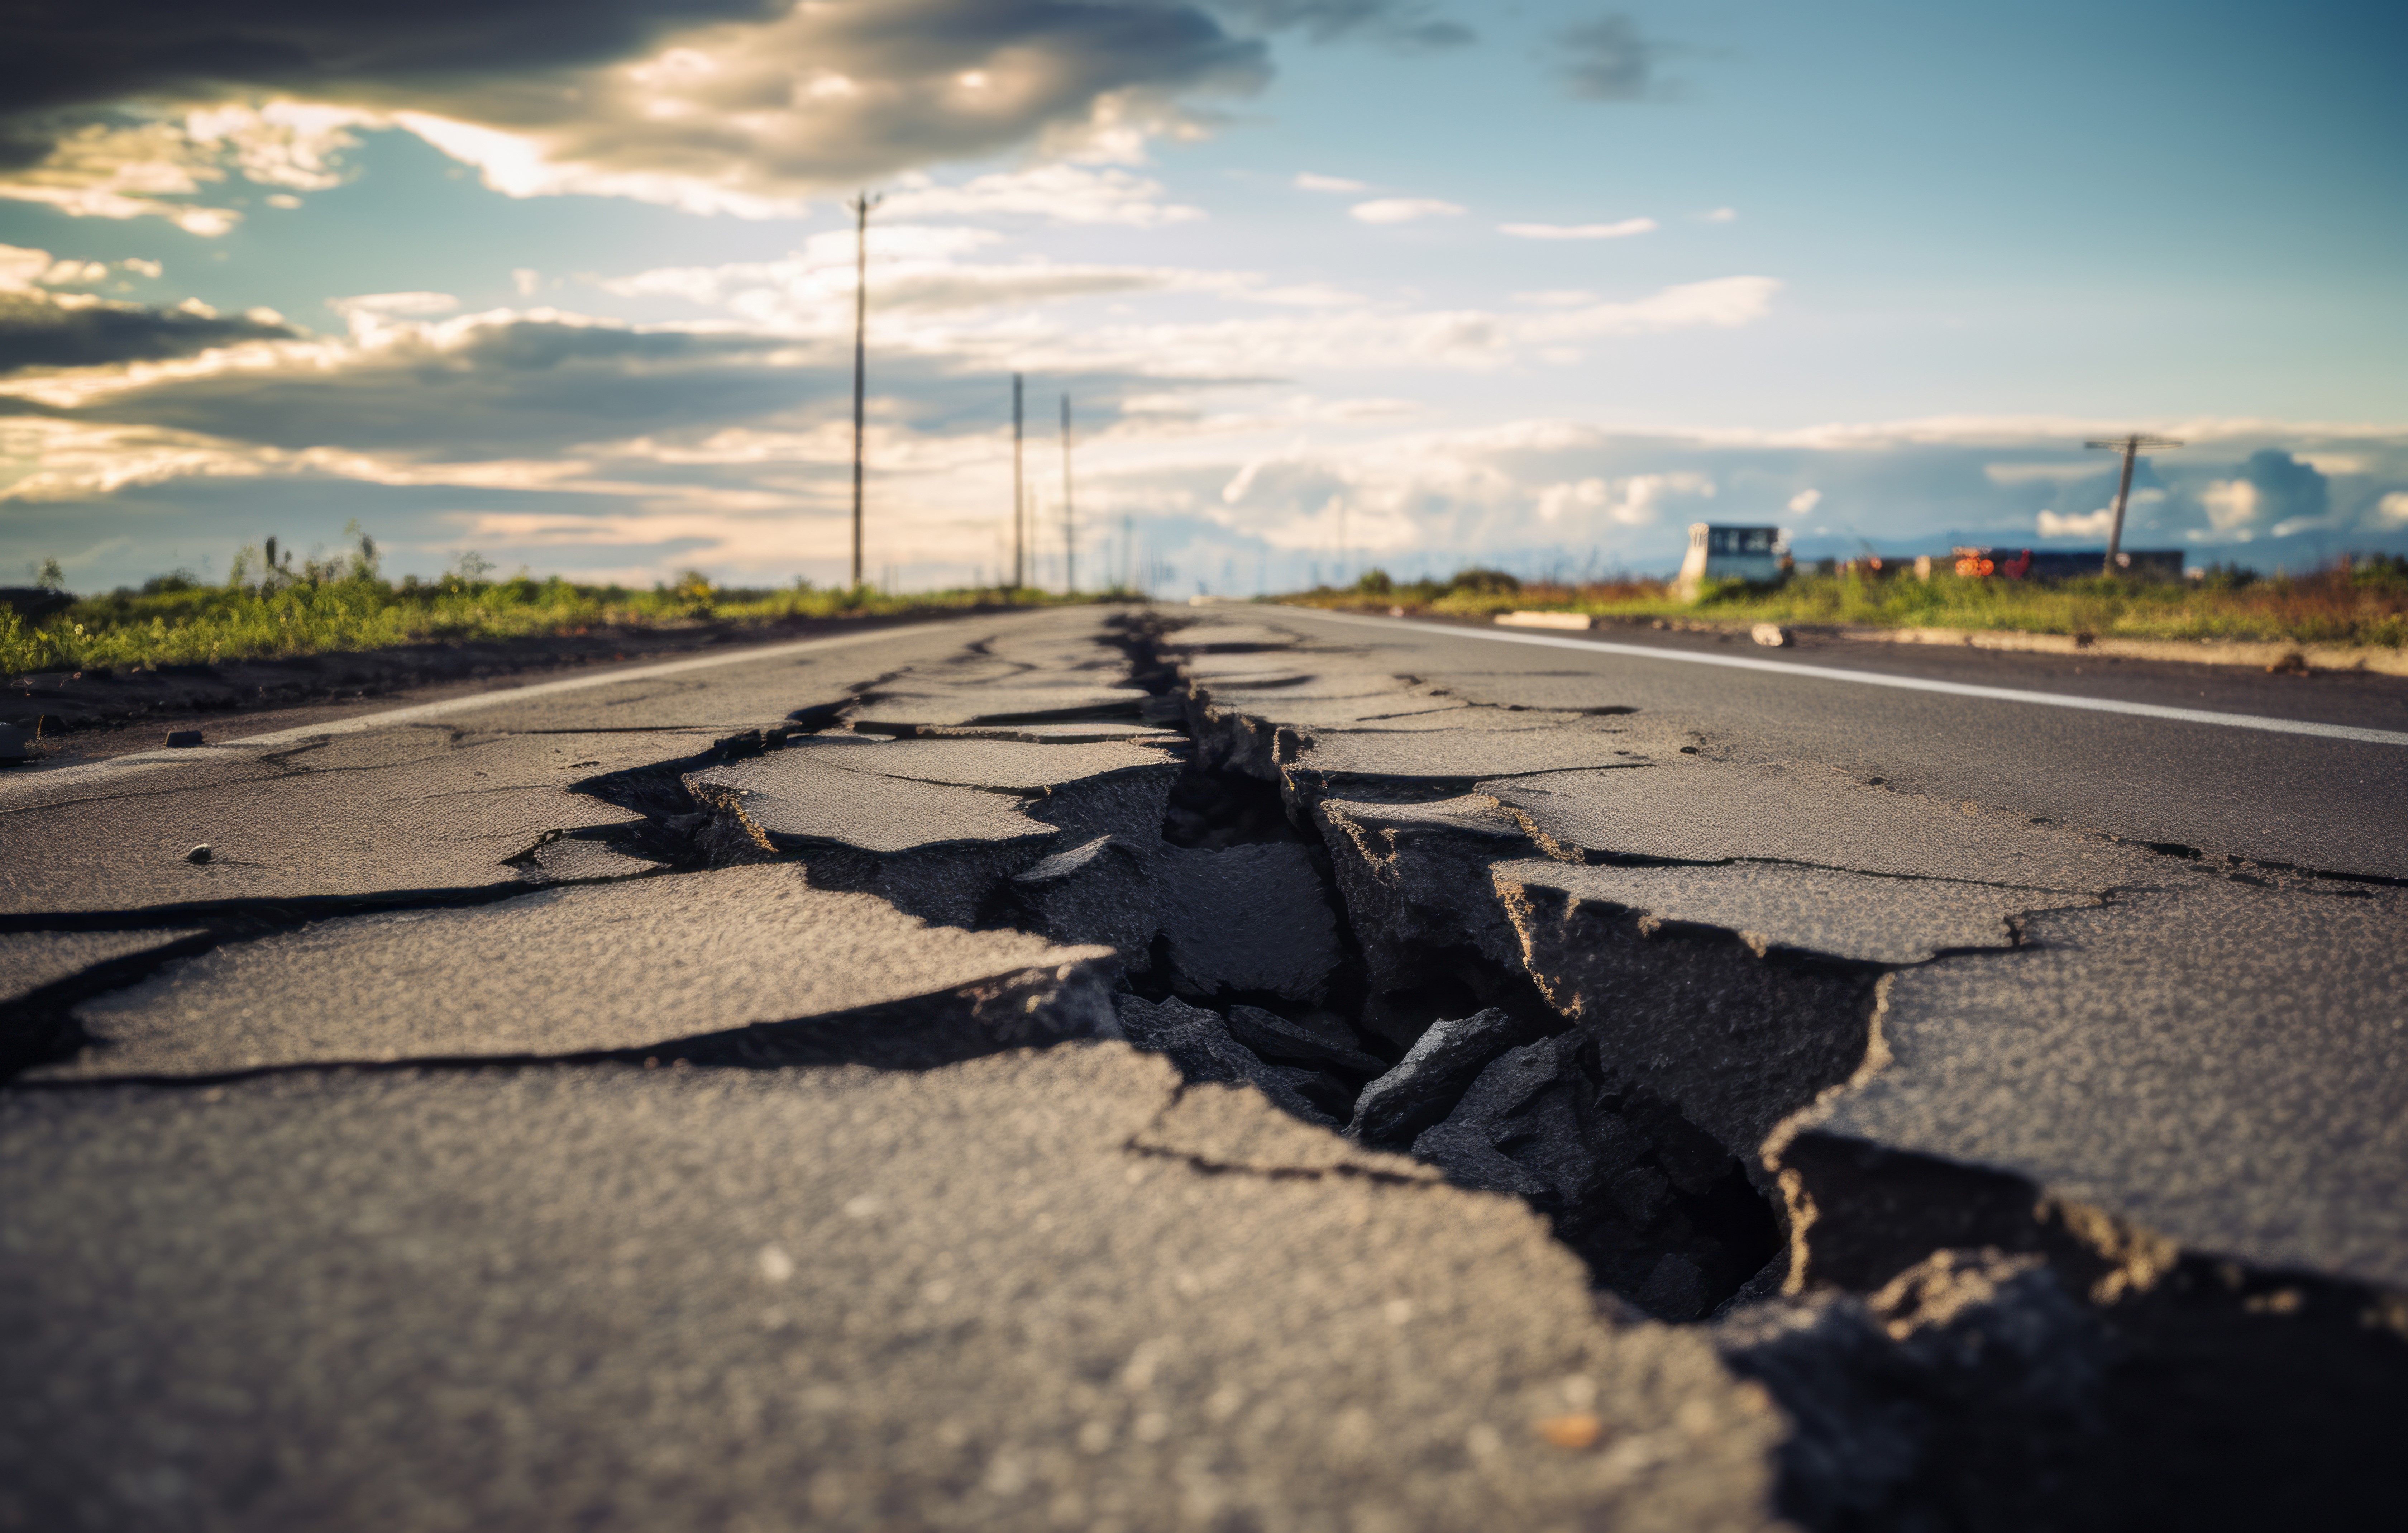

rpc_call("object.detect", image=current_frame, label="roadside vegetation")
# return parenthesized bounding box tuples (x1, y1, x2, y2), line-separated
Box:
(3, 529, 1111, 677)
(1285, 558, 2408, 649)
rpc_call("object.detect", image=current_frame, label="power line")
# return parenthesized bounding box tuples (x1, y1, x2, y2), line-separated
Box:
(2083, 432, 2183, 574)
(846, 188, 882, 590)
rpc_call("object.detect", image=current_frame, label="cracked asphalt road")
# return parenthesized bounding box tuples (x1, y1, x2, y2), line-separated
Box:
(4, 605, 2404, 1531)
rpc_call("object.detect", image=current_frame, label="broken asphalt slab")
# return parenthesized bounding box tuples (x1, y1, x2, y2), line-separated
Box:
(0, 1048, 1784, 1533)
(1787, 870, 2408, 1293)
(0, 726, 701, 917)
(29, 863, 1114, 1081)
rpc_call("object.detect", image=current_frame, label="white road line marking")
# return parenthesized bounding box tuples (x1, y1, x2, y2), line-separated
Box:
(1284, 609, 2408, 748)
(0, 622, 954, 801)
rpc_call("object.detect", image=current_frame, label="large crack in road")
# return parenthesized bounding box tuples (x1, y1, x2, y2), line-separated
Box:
(3, 606, 2403, 1531)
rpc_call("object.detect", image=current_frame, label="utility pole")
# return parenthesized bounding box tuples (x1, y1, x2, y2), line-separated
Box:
(1060, 393, 1075, 594)
(847, 189, 882, 590)
(1123, 513, 1134, 595)
(2083, 432, 2182, 574)
(1011, 374, 1025, 593)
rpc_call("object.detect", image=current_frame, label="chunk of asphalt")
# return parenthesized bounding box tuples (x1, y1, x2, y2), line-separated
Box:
(1011, 834, 1160, 957)
(163, 729, 204, 748)
(1154, 842, 1343, 1001)
(1226, 1004, 1387, 1078)
(39, 865, 1115, 1080)
(1714, 1251, 2107, 1531)
(1493, 858, 2075, 968)
(0, 726, 678, 916)
(1348, 1006, 1546, 1149)
(0, 1052, 1786, 1531)
(1411, 1038, 1579, 1201)
(1480, 757, 2159, 892)
(1490, 867, 1888, 1169)
(685, 749, 1053, 855)
(1413, 1034, 1781, 1319)
(1112, 994, 1337, 1126)
(1313, 796, 1542, 1023)
(1784, 872, 2408, 1295)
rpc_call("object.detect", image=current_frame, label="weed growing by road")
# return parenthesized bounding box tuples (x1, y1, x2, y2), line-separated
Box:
(1292, 559, 2408, 648)
(3, 547, 1107, 677)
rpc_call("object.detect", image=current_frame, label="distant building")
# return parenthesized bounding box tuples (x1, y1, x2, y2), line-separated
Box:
(1674, 524, 1784, 599)
(1948, 547, 2184, 582)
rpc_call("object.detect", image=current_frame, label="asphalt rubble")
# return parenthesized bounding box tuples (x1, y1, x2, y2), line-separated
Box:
(3, 605, 2403, 1531)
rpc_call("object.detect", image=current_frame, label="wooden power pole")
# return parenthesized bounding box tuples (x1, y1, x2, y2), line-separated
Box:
(1011, 374, 1025, 592)
(2083, 432, 2183, 573)
(846, 189, 882, 589)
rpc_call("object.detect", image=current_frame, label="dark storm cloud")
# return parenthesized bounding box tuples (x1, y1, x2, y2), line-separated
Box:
(0, 292, 299, 373)
(67, 319, 817, 453)
(2232, 448, 2328, 525)
(0, 2, 788, 120)
(0, 2, 1272, 195)
(1553, 14, 1659, 101)
(48, 311, 1174, 457)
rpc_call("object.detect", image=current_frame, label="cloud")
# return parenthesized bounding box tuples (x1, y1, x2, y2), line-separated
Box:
(0, 3, 786, 119)
(1350, 197, 1464, 224)
(597, 233, 1212, 332)
(330, 291, 461, 320)
(1983, 460, 2110, 486)
(1534, 471, 1712, 527)
(25, 309, 817, 454)
(1553, 14, 1660, 101)
(11, 392, 2407, 594)
(2197, 450, 2326, 538)
(0, 104, 373, 235)
(3, 3, 1269, 220)
(1207, 1, 1474, 49)
(878, 163, 1203, 227)
(1542, 276, 1777, 338)
(0, 246, 300, 372)
(1499, 218, 1656, 240)
(1702, 206, 1736, 222)
(1787, 487, 1821, 514)
(2037, 507, 2113, 538)
(1294, 171, 1368, 192)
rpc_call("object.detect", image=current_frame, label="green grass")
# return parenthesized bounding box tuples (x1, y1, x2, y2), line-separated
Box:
(3, 564, 1112, 678)
(1285, 560, 2408, 650)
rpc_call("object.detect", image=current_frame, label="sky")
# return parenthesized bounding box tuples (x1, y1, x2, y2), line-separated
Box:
(2, 0, 2404, 595)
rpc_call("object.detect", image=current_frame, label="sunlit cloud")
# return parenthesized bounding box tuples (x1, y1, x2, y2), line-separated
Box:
(1350, 197, 1465, 224)
(1498, 218, 1656, 240)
